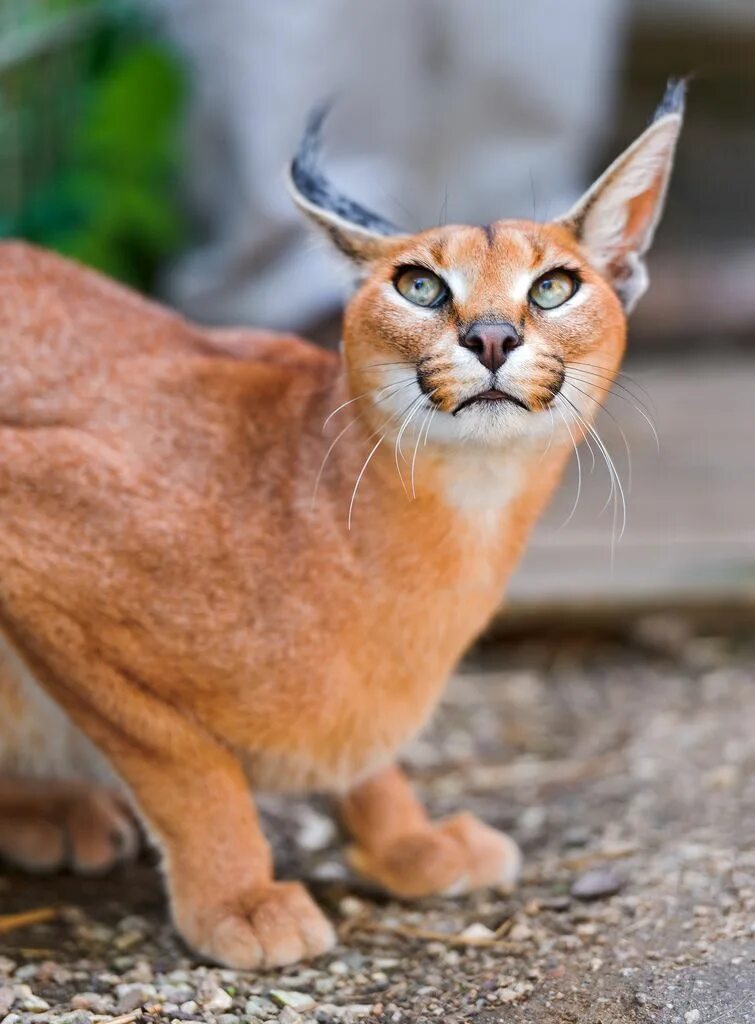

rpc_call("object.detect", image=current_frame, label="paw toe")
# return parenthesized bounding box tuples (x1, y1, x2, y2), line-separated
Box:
(196, 882, 335, 969)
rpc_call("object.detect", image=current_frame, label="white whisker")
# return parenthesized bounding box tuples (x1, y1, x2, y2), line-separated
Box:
(313, 378, 417, 504)
(322, 375, 415, 432)
(347, 434, 385, 531)
(563, 376, 630, 489)
(553, 400, 582, 527)
(539, 403, 556, 463)
(558, 392, 627, 559)
(569, 364, 660, 452)
(423, 405, 438, 447)
(410, 395, 438, 498)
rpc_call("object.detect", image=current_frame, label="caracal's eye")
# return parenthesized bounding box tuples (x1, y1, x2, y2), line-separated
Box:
(529, 269, 578, 310)
(395, 266, 448, 307)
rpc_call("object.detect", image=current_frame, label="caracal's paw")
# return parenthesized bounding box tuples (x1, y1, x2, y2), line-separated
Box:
(177, 881, 336, 969)
(348, 811, 521, 899)
(0, 781, 139, 875)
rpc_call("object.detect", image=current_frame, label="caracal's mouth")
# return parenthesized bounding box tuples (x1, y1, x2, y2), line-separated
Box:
(452, 388, 530, 415)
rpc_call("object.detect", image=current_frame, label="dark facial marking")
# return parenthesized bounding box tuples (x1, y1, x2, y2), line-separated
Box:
(453, 391, 530, 416)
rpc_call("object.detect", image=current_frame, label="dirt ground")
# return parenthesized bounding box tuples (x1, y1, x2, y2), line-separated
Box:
(0, 614, 753, 1024)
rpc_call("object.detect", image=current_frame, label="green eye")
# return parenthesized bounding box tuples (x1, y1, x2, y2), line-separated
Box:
(395, 266, 447, 307)
(529, 270, 578, 310)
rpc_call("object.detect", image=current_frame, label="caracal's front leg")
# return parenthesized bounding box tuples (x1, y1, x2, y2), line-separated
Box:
(23, 651, 335, 968)
(111, 722, 335, 968)
(341, 765, 521, 898)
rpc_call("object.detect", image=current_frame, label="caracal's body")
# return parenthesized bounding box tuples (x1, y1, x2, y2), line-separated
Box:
(0, 82, 684, 968)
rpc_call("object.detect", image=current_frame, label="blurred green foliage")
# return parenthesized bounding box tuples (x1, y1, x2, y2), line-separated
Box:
(0, 0, 185, 290)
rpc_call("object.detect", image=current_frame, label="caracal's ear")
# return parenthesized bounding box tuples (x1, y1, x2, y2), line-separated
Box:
(287, 105, 407, 269)
(557, 78, 686, 312)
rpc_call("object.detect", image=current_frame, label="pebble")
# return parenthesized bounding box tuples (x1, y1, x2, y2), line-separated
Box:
(297, 806, 337, 851)
(508, 922, 533, 942)
(70, 992, 114, 1013)
(271, 989, 316, 1012)
(571, 867, 624, 901)
(201, 986, 233, 1013)
(16, 987, 50, 1012)
(0, 990, 13, 1017)
(562, 825, 592, 847)
(279, 1009, 303, 1024)
(245, 996, 279, 1017)
(159, 985, 195, 1004)
(459, 923, 496, 942)
(115, 982, 158, 1013)
(58, 1012, 94, 1024)
(685, 1011, 701, 1024)
(338, 896, 365, 919)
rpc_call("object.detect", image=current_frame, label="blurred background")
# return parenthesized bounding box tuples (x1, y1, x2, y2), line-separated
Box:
(0, 0, 753, 615)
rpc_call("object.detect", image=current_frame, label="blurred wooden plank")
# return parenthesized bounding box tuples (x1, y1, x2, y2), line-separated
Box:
(509, 352, 755, 607)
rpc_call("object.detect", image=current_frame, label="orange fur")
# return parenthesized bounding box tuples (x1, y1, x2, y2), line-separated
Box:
(0, 92, 682, 967)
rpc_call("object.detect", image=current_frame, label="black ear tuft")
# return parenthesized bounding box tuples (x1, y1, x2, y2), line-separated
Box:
(290, 104, 398, 236)
(652, 77, 688, 123)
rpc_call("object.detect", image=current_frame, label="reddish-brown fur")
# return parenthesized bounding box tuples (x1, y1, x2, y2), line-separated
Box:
(0, 98, 682, 967)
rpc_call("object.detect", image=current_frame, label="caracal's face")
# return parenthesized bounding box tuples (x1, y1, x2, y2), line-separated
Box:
(290, 82, 684, 449)
(342, 218, 626, 448)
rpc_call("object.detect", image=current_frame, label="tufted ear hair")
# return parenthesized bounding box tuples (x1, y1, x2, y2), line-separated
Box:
(557, 78, 686, 312)
(287, 105, 406, 267)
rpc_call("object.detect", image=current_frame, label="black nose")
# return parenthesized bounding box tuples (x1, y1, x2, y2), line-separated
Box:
(459, 320, 522, 373)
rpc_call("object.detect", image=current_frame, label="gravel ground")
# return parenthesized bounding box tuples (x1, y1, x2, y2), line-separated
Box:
(0, 613, 753, 1023)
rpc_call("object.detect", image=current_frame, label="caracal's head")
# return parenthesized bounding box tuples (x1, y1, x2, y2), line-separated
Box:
(289, 81, 685, 448)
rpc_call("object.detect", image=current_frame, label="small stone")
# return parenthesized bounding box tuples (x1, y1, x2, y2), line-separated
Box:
(685, 1011, 701, 1024)
(495, 982, 532, 1005)
(113, 929, 145, 951)
(279, 1009, 302, 1024)
(328, 961, 349, 976)
(71, 992, 113, 1013)
(0, 961, 15, 978)
(159, 985, 194, 1004)
(13, 965, 38, 982)
(459, 922, 496, 942)
(115, 982, 158, 1013)
(271, 989, 316, 1012)
(571, 866, 624, 901)
(180, 1000, 200, 1015)
(508, 921, 533, 942)
(0, 990, 13, 1017)
(562, 826, 591, 848)
(245, 996, 278, 1017)
(576, 921, 598, 937)
(338, 896, 365, 919)
(18, 990, 49, 1012)
(1, 1014, 23, 1024)
(297, 806, 337, 851)
(201, 986, 233, 1013)
(167, 970, 192, 983)
(543, 896, 571, 912)
(217, 1015, 240, 1024)
(58, 1012, 94, 1024)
